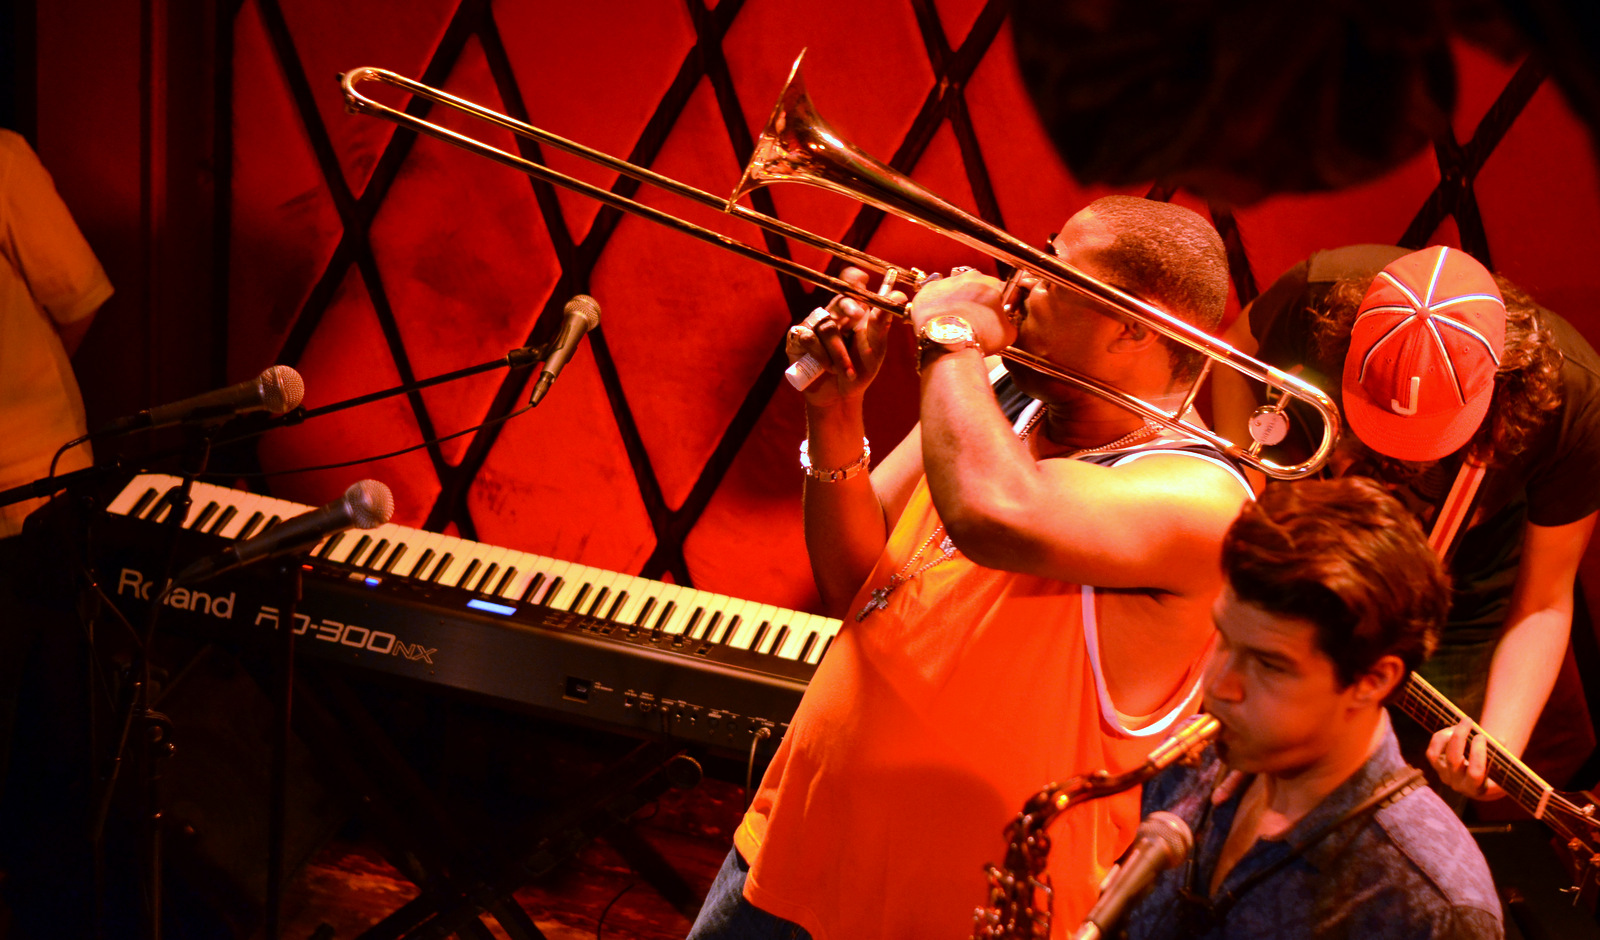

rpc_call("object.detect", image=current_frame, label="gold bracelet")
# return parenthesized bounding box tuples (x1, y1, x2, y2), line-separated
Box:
(799, 438, 871, 482)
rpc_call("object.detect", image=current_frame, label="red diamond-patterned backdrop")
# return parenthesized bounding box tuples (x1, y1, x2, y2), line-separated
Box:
(226, 0, 1600, 618)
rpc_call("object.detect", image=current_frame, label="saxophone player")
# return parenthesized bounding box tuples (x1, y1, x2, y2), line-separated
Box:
(1123, 478, 1502, 939)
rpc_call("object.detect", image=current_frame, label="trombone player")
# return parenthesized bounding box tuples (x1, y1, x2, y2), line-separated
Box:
(687, 195, 1253, 940)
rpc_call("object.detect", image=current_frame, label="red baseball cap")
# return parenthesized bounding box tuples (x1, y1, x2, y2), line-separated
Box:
(1341, 246, 1505, 462)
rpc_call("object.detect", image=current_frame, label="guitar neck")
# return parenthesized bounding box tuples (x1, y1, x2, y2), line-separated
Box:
(1395, 673, 1588, 839)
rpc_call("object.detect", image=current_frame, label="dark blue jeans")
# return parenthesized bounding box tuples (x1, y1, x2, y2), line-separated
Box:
(687, 847, 813, 940)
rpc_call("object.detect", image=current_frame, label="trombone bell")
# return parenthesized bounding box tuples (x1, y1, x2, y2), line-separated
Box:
(727, 53, 1341, 480)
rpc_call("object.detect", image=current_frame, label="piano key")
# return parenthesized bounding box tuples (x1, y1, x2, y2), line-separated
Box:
(576, 569, 622, 614)
(393, 532, 448, 579)
(428, 551, 458, 583)
(632, 596, 658, 630)
(234, 511, 267, 540)
(727, 604, 778, 650)
(710, 598, 754, 643)
(531, 565, 574, 607)
(492, 566, 518, 597)
(545, 562, 605, 610)
(315, 532, 346, 560)
(498, 555, 550, 602)
(769, 610, 812, 657)
(109, 480, 163, 516)
(606, 576, 659, 626)
(683, 595, 728, 641)
(206, 505, 238, 536)
(190, 501, 220, 532)
(775, 613, 826, 661)
(325, 532, 369, 565)
(468, 547, 510, 592)
(518, 572, 547, 604)
(407, 547, 438, 580)
(354, 537, 388, 568)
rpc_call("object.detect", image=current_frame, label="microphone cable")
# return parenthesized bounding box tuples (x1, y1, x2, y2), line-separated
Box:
(196, 402, 535, 481)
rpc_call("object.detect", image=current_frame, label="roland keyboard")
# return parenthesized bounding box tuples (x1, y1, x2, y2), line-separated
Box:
(95, 473, 842, 751)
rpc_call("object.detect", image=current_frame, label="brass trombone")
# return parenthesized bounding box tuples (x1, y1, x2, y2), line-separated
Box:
(341, 57, 1340, 479)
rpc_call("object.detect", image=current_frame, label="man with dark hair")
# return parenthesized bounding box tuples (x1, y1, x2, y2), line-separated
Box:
(1213, 244, 1600, 801)
(1124, 478, 1503, 940)
(687, 196, 1252, 940)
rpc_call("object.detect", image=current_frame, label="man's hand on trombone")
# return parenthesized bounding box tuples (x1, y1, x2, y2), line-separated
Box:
(785, 267, 905, 406)
(906, 268, 1017, 355)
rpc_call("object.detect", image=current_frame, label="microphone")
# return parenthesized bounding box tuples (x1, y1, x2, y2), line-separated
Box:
(174, 479, 394, 585)
(529, 295, 601, 406)
(99, 366, 306, 435)
(1070, 811, 1193, 940)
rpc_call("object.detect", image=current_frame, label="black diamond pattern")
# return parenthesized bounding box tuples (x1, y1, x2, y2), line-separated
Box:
(237, 0, 1551, 587)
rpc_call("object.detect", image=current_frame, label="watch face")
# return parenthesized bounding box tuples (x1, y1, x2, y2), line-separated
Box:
(927, 316, 975, 344)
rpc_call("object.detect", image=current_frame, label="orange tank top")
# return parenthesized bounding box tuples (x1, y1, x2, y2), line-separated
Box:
(734, 459, 1222, 940)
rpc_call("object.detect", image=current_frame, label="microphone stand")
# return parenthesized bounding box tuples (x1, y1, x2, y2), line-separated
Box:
(263, 559, 303, 940)
(89, 429, 213, 940)
(0, 343, 546, 513)
(0, 344, 543, 935)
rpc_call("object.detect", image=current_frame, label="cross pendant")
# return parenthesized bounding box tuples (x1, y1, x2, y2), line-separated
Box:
(856, 584, 895, 622)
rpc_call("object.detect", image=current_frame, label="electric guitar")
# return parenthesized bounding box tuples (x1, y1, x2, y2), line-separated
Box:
(1395, 672, 1600, 909)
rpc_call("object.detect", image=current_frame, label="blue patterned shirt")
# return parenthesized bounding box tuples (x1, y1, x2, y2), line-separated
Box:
(1126, 721, 1502, 940)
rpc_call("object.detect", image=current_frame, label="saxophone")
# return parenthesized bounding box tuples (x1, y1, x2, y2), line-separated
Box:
(971, 713, 1220, 940)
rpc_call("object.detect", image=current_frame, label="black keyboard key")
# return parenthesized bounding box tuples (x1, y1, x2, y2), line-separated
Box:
(569, 583, 592, 612)
(702, 612, 723, 644)
(634, 598, 657, 628)
(360, 538, 389, 568)
(317, 532, 345, 559)
(456, 559, 481, 589)
(799, 632, 819, 661)
(191, 502, 220, 531)
(129, 488, 159, 519)
(208, 505, 238, 535)
(652, 601, 677, 638)
(236, 512, 266, 539)
(684, 607, 705, 639)
(408, 548, 436, 579)
(605, 591, 629, 621)
(717, 615, 740, 645)
(428, 553, 455, 582)
(345, 535, 373, 565)
(381, 542, 407, 573)
(587, 587, 611, 617)
(750, 621, 771, 652)
(769, 625, 790, 656)
(473, 562, 500, 593)
(538, 576, 564, 606)
(518, 572, 546, 604)
(494, 567, 518, 596)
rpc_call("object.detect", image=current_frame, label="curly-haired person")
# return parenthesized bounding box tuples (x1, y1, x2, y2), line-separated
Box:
(1213, 244, 1600, 802)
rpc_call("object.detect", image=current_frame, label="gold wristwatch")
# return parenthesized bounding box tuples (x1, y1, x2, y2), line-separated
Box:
(916, 315, 980, 372)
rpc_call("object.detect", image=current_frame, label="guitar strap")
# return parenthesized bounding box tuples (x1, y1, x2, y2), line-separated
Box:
(1426, 457, 1488, 562)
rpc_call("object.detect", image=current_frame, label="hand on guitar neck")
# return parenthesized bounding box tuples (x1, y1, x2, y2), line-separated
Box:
(1425, 717, 1506, 802)
(1400, 672, 1600, 911)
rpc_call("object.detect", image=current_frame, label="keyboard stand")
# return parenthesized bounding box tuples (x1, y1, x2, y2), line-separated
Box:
(285, 664, 704, 940)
